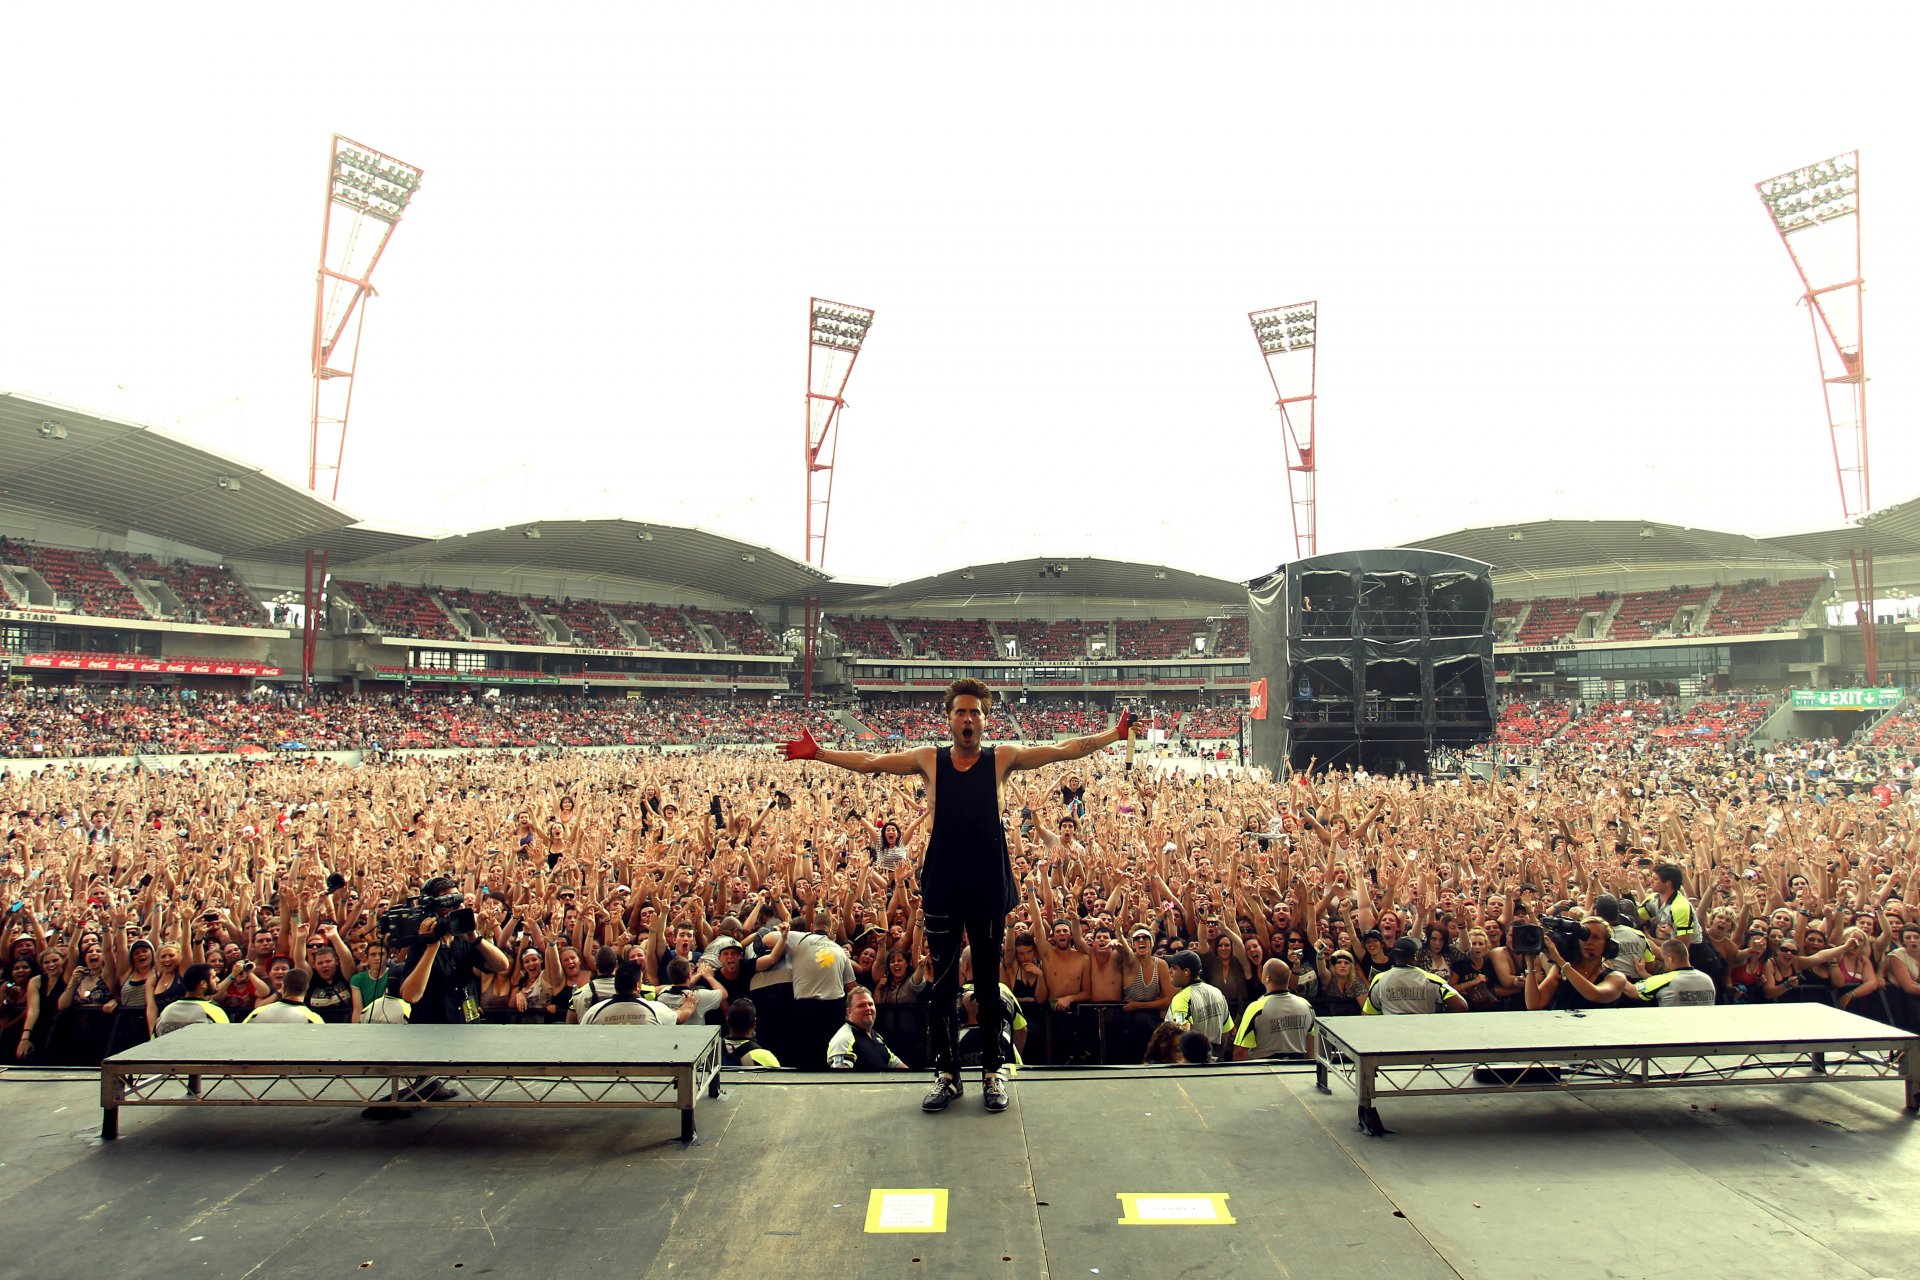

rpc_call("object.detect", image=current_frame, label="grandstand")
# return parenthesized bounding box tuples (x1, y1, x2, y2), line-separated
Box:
(4, 392, 1920, 725)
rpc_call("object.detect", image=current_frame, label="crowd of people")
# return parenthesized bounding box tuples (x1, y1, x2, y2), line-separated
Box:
(4, 680, 1919, 1077)
(0, 688, 1252, 761)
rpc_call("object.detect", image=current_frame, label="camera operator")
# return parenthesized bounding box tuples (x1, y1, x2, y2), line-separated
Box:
(1525, 917, 1630, 1010)
(394, 876, 509, 1026)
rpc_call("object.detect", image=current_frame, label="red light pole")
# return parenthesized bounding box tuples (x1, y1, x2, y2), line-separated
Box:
(1756, 152, 1874, 681)
(1249, 301, 1319, 561)
(302, 135, 424, 690)
(800, 298, 874, 698)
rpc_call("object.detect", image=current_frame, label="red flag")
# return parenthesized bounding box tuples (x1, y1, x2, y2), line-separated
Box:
(1249, 678, 1269, 721)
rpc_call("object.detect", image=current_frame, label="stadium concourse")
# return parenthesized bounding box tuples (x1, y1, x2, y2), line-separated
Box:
(8, 391, 1920, 1277)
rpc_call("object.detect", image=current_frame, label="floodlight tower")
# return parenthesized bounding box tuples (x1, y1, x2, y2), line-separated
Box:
(301, 134, 424, 689)
(1755, 152, 1875, 680)
(800, 298, 875, 698)
(1249, 301, 1319, 560)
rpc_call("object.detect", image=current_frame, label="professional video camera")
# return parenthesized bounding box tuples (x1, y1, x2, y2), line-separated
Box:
(378, 889, 476, 946)
(1509, 915, 1596, 958)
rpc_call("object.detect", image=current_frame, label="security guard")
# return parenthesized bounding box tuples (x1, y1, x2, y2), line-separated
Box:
(1630, 939, 1717, 1006)
(1638, 863, 1701, 945)
(1364, 937, 1468, 1014)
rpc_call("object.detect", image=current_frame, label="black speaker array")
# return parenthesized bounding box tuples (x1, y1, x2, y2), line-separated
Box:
(1247, 549, 1495, 776)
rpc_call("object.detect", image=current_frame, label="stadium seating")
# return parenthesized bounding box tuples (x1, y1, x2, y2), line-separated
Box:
(1867, 702, 1920, 751)
(1704, 578, 1824, 636)
(117, 554, 264, 627)
(996, 619, 1103, 662)
(1494, 700, 1573, 747)
(546, 598, 631, 649)
(856, 701, 954, 742)
(438, 588, 551, 646)
(1176, 705, 1243, 738)
(609, 603, 704, 652)
(1015, 703, 1107, 738)
(684, 606, 781, 655)
(1556, 699, 1669, 748)
(336, 581, 466, 641)
(0, 538, 149, 619)
(1512, 593, 1612, 646)
(898, 617, 998, 661)
(1116, 618, 1206, 659)
(1604, 586, 1713, 641)
(1656, 697, 1772, 741)
(830, 615, 903, 656)
(1492, 599, 1526, 641)
(1211, 616, 1249, 657)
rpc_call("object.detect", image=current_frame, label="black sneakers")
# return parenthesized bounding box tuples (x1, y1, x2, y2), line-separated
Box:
(983, 1069, 1009, 1113)
(922, 1073, 964, 1112)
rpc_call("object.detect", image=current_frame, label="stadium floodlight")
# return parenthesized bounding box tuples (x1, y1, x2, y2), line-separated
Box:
(303, 133, 424, 692)
(800, 296, 877, 699)
(1756, 149, 1875, 679)
(1248, 300, 1320, 560)
(330, 145, 423, 224)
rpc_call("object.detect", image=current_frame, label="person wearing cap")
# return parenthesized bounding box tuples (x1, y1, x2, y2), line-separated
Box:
(1313, 949, 1368, 1017)
(1116, 925, 1172, 1062)
(694, 936, 753, 1018)
(1165, 951, 1231, 1057)
(1364, 937, 1468, 1014)
(783, 677, 1138, 1114)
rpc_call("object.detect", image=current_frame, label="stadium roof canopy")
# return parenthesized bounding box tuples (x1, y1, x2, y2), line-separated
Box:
(0, 390, 357, 555)
(320, 517, 863, 603)
(243, 522, 436, 565)
(1399, 518, 1840, 581)
(842, 556, 1245, 612)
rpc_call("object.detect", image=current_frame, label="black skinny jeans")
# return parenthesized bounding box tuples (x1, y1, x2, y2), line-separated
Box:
(924, 909, 1006, 1077)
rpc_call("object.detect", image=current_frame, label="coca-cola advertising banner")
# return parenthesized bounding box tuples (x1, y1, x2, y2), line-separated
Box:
(21, 653, 281, 677)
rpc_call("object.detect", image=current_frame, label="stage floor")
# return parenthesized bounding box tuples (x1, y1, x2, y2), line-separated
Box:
(3, 1059, 1916, 1280)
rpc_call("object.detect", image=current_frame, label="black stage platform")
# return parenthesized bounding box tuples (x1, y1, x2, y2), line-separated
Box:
(5, 1060, 1918, 1280)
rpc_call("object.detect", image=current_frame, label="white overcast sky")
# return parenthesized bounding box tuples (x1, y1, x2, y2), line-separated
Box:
(3, 4, 1915, 586)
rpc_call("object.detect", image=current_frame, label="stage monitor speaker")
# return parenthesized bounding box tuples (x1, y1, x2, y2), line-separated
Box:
(1247, 549, 1494, 777)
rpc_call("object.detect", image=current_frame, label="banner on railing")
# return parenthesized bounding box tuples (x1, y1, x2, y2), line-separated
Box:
(21, 653, 281, 677)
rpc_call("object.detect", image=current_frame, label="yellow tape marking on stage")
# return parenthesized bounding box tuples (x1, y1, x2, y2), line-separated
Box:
(1116, 1193, 1235, 1226)
(865, 1188, 950, 1233)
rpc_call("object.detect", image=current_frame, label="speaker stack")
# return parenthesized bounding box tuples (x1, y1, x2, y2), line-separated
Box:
(1247, 549, 1495, 777)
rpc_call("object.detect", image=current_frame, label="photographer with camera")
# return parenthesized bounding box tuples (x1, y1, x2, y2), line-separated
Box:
(1523, 916, 1630, 1010)
(392, 875, 509, 1027)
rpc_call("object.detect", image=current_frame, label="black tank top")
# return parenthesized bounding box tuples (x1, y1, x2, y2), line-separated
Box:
(924, 746, 1017, 916)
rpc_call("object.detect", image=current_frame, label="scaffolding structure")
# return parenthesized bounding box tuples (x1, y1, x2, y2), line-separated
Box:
(302, 135, 424, 688)
(800, 298, 875, 697)
(1249, 301, 1320, 561)
(1756, 151, 1874, 680)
